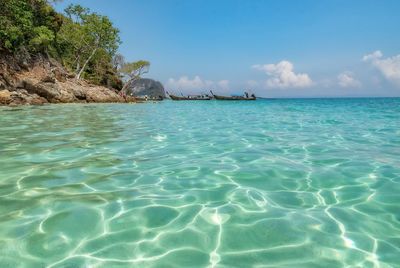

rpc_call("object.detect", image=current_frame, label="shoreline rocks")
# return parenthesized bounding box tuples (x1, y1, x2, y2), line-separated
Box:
(0, 55, 127, 106)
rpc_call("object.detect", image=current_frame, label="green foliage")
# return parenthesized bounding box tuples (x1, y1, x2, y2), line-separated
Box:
(119, 60, 151, 92)
(30, 26, 55, 51)
(83, 48, 123, 89)
(0, 0, 61, 53)
(58, 4, 121, 79)
(0, 0, 33, 51)
(0, 1, 148, 90)
(120, 60, 151, 81)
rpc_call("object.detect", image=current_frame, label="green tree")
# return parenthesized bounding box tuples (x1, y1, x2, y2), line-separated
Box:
(0, 1, 129, 90)
(84, 48, 123, 89)
(119, 60, 150, 93)
(112, 53, 125, 71)
(58, 4, 121, 79)
(0, 0, 61, 53)
(29, 25, 55, 52)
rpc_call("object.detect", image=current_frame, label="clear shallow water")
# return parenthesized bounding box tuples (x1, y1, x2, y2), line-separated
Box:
(0, 98, 400, 268)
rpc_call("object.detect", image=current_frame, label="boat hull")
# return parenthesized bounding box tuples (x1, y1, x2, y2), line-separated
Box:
(134, 98, 164, 101)
(213, 95, 256, 100)
(169, 95, 212, 101)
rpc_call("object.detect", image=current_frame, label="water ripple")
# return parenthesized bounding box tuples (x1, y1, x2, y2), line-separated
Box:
(1, 99, 400, 267)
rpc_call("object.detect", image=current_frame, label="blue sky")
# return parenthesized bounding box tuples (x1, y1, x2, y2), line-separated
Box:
(54, 0, 400, 97)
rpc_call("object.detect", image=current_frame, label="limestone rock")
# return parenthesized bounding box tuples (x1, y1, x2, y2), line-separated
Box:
(66, 73, 76, 79)
(41, 74, 56, 83)
(0, 53, 128, 106)
(19, 61, 30, 71)
(0, 80, 6, 90)
(0, 89, 47, 105)
(68, 84, 87, 100)
(53, 68, 66, 82)
(127, 78, 165, 99)
(0, 90, 11, 105)
(86, 86, 123, 103)
(49, 58, 61, 68)
(25, 80, 61, 101)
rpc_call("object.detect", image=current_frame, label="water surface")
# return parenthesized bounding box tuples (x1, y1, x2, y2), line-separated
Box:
(1, 99, 400, 267)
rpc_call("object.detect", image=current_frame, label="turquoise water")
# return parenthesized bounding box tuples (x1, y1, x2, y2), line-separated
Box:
(1, 99, 400, 267)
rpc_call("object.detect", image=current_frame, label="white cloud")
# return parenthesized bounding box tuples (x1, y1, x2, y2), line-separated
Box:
(166, 76, 229, 92)
(247, 80, 259, 87)
(337, 71, 361, 88)
(217, 80, 229, 89)
(166, 76, 203, 90)
(252, 61, 312, 88)
(362, 50, 382, 62)
(363, 50, 400, 87)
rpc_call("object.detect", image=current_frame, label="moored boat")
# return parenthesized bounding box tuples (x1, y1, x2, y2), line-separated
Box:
(167, 92, 212, 100)
(131, 94, 164, 101)
(134, 97, 164, 101)
(210, 91, 256, 100)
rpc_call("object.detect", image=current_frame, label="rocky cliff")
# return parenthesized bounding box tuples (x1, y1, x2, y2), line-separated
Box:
(0, 53, 126, 106)
(126, 78, 165, 99)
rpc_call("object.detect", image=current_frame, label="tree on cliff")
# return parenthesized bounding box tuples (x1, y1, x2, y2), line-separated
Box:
(119, 60, 151, 94)
(0, 1, 148, 91)
(58, 4, 120, 79)
(112, 54, 125, 71)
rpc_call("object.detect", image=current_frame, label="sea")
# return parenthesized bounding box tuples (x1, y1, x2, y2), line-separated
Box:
(0, 98, 399, 267)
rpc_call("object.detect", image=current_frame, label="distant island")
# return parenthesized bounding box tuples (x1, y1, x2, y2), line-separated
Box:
(128, 78, 165, 99)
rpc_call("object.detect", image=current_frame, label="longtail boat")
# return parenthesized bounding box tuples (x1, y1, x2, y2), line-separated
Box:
(210, 91, 256, 100)
(167, 92, 212, 100)
(133, 97, 164, 101)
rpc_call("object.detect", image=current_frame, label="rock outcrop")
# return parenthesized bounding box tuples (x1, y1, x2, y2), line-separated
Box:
(126, 78, 165, 99)
(0, 53, 126, 106)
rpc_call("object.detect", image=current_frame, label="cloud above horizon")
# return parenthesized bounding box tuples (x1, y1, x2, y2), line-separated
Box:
(337, 71, 361, 88)
(166, 76, 229, 92)
(363, 50, 400, 87)
(252, 61, 312, 89)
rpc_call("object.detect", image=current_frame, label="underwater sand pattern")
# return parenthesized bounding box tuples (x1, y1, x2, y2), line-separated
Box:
(0, 99, 400, 267)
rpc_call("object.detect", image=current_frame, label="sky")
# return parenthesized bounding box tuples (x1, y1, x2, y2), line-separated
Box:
(54, 0, 400, 98)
